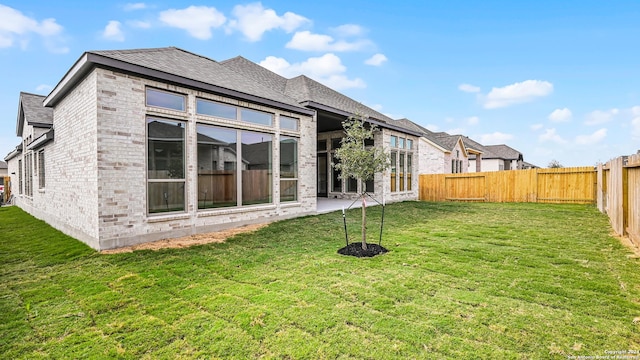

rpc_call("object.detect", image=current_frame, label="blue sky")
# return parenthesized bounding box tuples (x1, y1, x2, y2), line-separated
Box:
(1, 1, 639, 167)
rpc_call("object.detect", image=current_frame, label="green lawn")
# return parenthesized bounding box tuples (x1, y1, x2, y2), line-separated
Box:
(1, 202, 639, 359)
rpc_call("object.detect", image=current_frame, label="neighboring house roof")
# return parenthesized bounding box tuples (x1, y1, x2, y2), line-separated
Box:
(0, 160, 7, 170)
(221, 56, 394, 124)
(484, 144, 523, 161)
(16, 92, 53, 136)
(462, 136, 496, 160)
(393, 118, 470, 154)
(44, 47, 314, 116)
(522, 161, 539, 168)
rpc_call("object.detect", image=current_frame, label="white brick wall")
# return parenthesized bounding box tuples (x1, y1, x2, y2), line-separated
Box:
(93, 68, 316, 249)
(15, 71, 100, 248)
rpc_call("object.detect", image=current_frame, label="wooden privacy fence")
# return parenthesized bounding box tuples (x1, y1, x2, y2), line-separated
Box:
(419, 167, 597, 203)
(597, 153, 640, 245)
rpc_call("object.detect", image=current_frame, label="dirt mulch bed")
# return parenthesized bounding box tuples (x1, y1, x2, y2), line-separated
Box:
(338, 243, 388, 258)
(101, 223, 269, 254)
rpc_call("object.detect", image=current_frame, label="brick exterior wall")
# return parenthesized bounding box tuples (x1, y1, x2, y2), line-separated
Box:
(14, 72, 100, 248)
(91, 68, 316, 249)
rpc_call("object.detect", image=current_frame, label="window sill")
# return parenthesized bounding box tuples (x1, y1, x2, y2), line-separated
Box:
(146, 212, 190, 223)
(197, 203, 276, 217)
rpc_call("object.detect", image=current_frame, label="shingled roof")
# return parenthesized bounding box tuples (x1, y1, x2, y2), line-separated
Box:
(220, 56, 393, 123)
(44, 47, 313, 116)
(484, 144, 522, 160)
(16, 92, 53, 137)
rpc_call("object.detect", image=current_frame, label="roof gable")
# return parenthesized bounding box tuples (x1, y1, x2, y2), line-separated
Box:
(16, 92, 53, 137)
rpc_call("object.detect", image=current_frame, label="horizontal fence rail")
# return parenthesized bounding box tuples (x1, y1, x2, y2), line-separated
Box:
(419, 167, 597, 204)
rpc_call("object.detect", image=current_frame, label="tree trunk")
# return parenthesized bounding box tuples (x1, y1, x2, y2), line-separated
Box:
(361, 194, 367, 250)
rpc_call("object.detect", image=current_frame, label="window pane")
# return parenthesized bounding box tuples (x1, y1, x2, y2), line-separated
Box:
(365, 179, 374, 193)
(280, 115, 298, 130)
(147, 118, 185, 180)
(317, 140, 327, 151)
(197, 99, 236, 119)
(280, 180, 297, 202)
(407, 139, 413, 150)
(365, 138, 374, 147)
(332, 153, 342, 192)
(146, 88, 185, 111)
(38, 151, 45, 188)
(390, 151, 397, 192)
(407, 154, 413, 191)
(331, 138, 341, 150)
(242, 131, 272, 205)
(197, 125, 238, 209)
(280, 137, 297, 179)
(347, 177, 358, 193)
(399, 138, 405, 149)
(241, 108, 272, 126)
(148, 182, 185, 213)
(390, 136, 397, 148)
(399, 153, 405, 191)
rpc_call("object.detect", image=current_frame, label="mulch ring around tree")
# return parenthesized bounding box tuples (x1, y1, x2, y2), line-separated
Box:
(338, 243, 388, 258)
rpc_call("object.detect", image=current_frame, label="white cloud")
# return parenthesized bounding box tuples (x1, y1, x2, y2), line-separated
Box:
(129, 20, 151, 29)
(331, 24, 364, 37)
(102, 20, 125, 41)
(539, 128, 567, 144)
(425, 124, 440, 132)
(286, 30, 371, 52)
(631, 116, 640, 140)
(228, 3, 309, 42)
(478, 132, 514, 144)
(531, 123, 544, 131)
(159, 6, 226, 40)
(259, 53, 365, 90)
(575, 128, 607, 145)
(458, 83, 480, 93)
(548, 108, 572, 122)
(0, 4, 67, 52)
(466, 116, 479, 125)
(36, 84, 52, 93)
(365, 53, 387, 66)
(124, 3, 147, 11)
(585, 109, 618, 126)
(483, 80, 553, 109)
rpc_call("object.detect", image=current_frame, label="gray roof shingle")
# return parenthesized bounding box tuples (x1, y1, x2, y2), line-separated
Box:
(220, 56, 392, 123)
(484, 144, 522, 160)
(89, 47, 304, 109)
(19, 92, 53, 126)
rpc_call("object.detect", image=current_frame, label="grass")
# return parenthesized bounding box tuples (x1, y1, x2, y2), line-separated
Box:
(1, 201, 640, 359)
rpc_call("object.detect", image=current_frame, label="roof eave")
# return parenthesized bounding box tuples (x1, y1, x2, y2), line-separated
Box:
(301, 101, 422, 136)
(44, 52, 314, 117)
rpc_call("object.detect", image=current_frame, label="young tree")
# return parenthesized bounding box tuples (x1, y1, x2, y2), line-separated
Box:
(334, 114, 390, 250)
(548, 159, 563, 168)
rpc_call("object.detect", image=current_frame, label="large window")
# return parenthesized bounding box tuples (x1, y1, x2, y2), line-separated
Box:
(197, 98, 273, 126)
(197, 99, 236, 119)
(147, 118, 186, 213)
(390, 151, 397, 193)
(390, 136, 414, 192)
(146, 88, 186, 111)
(242, 131, 272, 205)
(197, 125, 237, 209)
(18, 159, 22, 195)
(38, 150, 45, 189)
(280, 136, 298, 202)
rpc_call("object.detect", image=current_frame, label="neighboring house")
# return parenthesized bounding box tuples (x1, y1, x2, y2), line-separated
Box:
(462, 137, 525, 172)
(394, 118, 481, 174)
(4, 47, 419, 250)
(0, 161, 7, 177)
